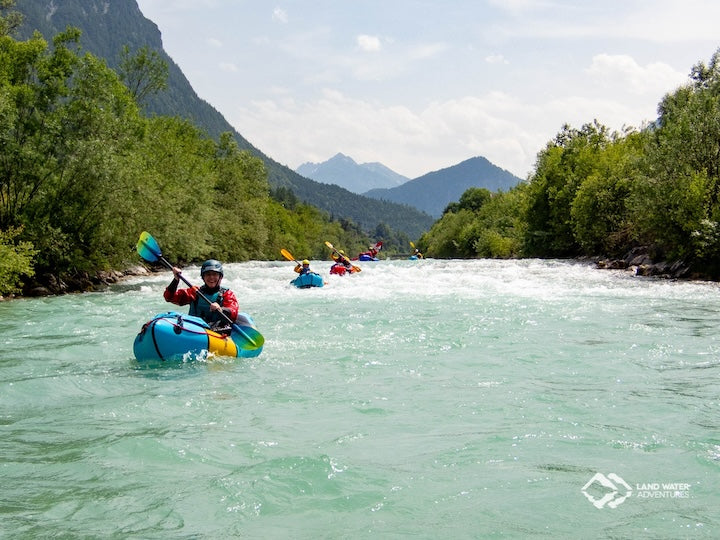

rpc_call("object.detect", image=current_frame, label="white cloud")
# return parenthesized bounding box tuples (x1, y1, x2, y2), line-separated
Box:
(408, 42, 448, 60)
(272, 7, 288, 23)
(225, 71, 684, 183)
(486, 1, 720, 45)
(487, 0, 557, 16)
(228, 89, 542, 179)
(609, 1, 720, 42)
(357, 34, 382, 52)
(206, 38, 222, 48)
(219, 62, 238, 73)
(485, 53, 508, 65)
(586, 54, 688, 95)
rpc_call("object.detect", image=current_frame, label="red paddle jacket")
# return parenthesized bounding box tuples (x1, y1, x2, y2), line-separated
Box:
(164, 281, 239, 325)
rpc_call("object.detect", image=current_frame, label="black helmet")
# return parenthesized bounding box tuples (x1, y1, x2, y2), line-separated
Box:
(200, 259, 224, 277)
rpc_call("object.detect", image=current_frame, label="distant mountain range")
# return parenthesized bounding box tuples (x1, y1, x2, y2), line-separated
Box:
(365, 156, 522, 217)
(300, 154, 523, 218)
(296, 153, 409, 193)
(14, 0, 434, 238)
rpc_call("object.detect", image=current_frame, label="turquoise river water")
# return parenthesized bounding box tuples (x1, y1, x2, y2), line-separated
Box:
(1, 258, 719, 539)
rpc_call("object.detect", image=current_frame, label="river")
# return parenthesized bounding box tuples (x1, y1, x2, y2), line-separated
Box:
(1, 258, 718, 538)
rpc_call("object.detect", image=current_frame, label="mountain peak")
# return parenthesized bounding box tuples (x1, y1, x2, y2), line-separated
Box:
(329, 152, 356, 163)
(296, 154, 409, 194)
(364, 156, 522, 218)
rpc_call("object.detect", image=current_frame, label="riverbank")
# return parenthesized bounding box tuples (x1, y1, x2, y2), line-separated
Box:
(7, 247, 716, 301)
(595, 246, 712, 280)
(16, 265, 152, 299)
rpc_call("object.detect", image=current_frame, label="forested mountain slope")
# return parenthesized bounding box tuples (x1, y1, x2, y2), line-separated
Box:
(365, 157, 522, 218)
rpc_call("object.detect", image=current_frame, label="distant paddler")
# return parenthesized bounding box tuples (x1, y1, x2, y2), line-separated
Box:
(354, 241, 383, 261)
(326, 241, 361, 275)
(409, 241, 424, 260)
(281, 248, 325, 288)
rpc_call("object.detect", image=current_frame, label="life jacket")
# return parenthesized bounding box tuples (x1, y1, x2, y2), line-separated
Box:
(189, 286, 227, 324)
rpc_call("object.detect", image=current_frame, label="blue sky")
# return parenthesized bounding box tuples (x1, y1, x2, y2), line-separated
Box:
(135, 0, 720, 179)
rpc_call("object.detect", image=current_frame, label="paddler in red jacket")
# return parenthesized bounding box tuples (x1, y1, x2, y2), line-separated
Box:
(164, 259, 239, 332)
(330, 250, 355, 274)
(359, 241, 382, 259)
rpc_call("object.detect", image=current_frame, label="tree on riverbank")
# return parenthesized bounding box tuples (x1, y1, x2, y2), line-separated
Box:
(420, 48, 720, 278)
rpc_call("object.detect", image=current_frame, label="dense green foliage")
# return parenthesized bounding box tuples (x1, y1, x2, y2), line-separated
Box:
(0, 226, 35, 294)
(422, 187, 526, 258)
(523, 121, 642, 258)
(117, 44, 168, 105)
(420, 48, 720, 277)
(0, 15, 375, 294)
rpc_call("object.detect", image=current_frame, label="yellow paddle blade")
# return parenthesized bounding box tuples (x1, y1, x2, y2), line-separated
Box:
(280, 248, 296, 262)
